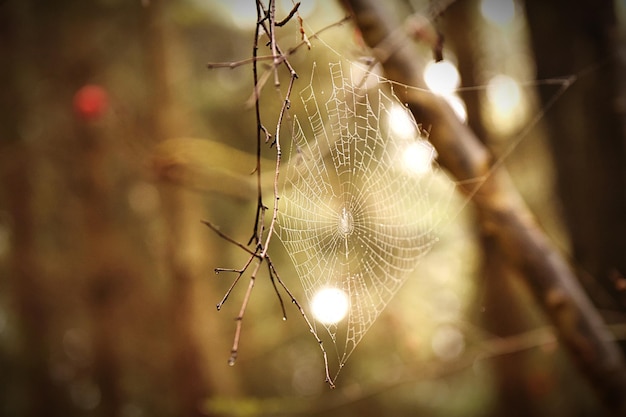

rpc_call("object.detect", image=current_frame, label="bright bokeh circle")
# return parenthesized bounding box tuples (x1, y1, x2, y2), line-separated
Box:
(310, 287, 350, 324)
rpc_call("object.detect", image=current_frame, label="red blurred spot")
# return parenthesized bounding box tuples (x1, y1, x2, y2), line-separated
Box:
(73, 85, 109, 120)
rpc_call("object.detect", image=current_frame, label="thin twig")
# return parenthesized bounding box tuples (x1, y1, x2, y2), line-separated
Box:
(207, 54, 281, 69)
(276, 1, 300, 27)
(246, 66, 273, 109)
(266, 259, 287, 320)
(269, 0, 280, 87)
(216, 254, 257, 311)
(210, 15, 352, 110)
(201, 220, 259, 257)
(215, 268, 245, 274)
(229, 259, 264, 365)
(250, 0, 266, 246)
(267, 257, 335, 387)
(260, 72, 296, 258)
(260, 124, 272, 143)
(204, 0, 335, 388)
(207, 15, 351, 72)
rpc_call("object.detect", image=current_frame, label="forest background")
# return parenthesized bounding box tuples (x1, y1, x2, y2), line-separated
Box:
(0, 0, 625, 416)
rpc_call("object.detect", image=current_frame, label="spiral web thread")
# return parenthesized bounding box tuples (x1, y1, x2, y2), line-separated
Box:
(276, 61, 457, 375)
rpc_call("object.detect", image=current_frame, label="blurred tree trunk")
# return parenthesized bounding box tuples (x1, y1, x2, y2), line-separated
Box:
(524, 0, 626, 311)
(342, 0, 626, 413)
(0, 2, 74, 415)
(140, 1, 214, 414)
(0, 0, 220, 415)
(444, 2, 578, 415)
(1, 151, 71, 417)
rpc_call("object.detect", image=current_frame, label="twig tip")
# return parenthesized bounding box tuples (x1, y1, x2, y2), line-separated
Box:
(228, 356, 237, 367)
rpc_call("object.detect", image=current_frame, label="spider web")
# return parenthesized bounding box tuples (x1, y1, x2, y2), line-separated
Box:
(276, 60, 457, 376)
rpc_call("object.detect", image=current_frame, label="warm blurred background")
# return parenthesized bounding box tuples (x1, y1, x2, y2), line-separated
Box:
(0, 0, 624, 416)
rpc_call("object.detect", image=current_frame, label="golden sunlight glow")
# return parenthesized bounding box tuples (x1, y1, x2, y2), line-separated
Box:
(423, 60, 460, 96)
(485, 74, 526, 134)
(311, 287, 350, 324)
(443, 94, 468, 123)
(389, 104, 418, 139)
(487, 74, 521, 113)
(423, 60, 466, 123)
(480, 0, 516, 26)
(431, 324, 465, 361)
(403, 140, 437, 175)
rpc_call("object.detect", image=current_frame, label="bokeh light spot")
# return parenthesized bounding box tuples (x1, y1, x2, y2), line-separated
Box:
(424, 60, 460, 96)
(311, 287, 349, 324)
(431, 324, 465, 361)
(480, 0, 516, 26)
(487, 74, 521, 113)
(389, 104, 417, 139)
(402, 141, 437, 175)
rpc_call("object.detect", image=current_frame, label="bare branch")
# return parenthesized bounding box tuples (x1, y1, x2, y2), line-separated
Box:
(276, 1, 300, 27)
(250, 0, 266, 246)
(227, 259, 264, 366)
(215, 255, 257, 311)
(267, 257, 335, 387)
(201, 220, 258, 257)
(260, 72, 296, 259)
(205, 0, 334, 387)
(206, 15, 351, 72)
(266, 259, 287, 320)
(269, 0, 280, 87)
(207, 54, 280, 69)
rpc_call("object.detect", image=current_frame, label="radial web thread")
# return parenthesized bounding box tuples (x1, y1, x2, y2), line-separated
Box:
(276, 61, 457, 375)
